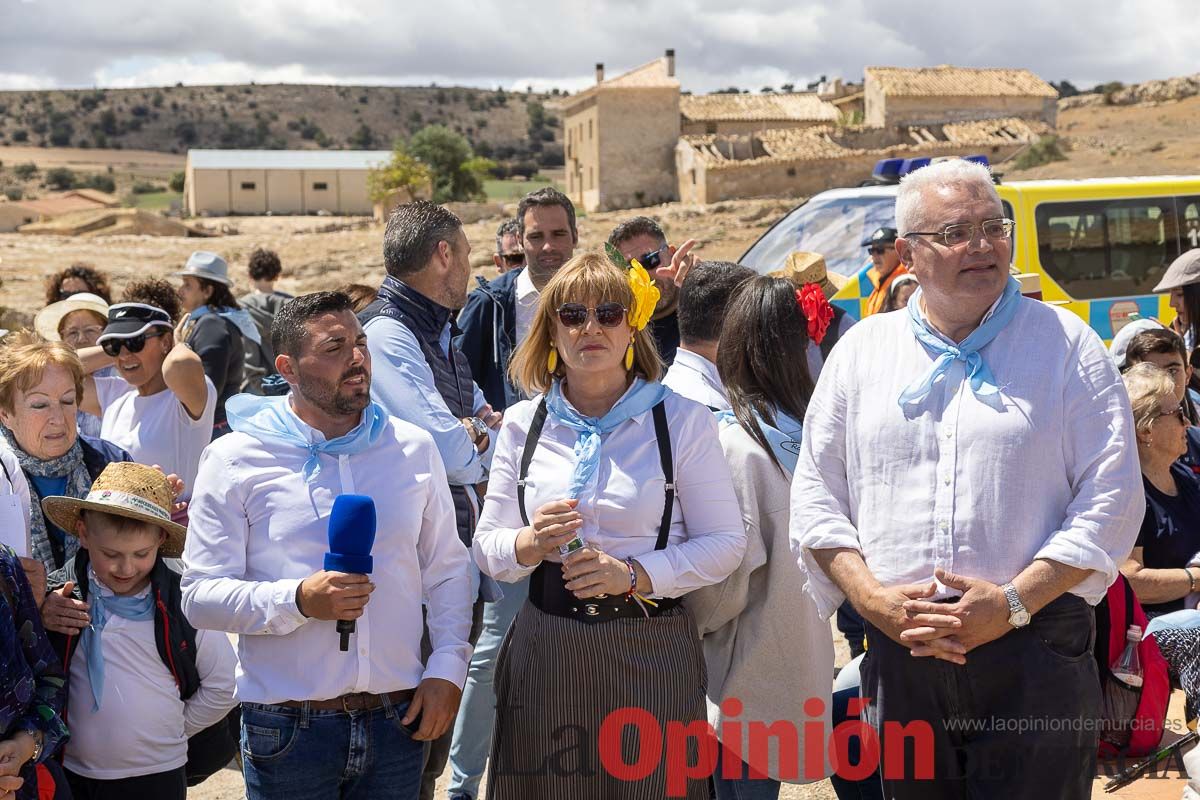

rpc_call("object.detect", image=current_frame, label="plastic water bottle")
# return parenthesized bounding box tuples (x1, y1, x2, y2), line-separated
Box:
(1111, 625, 1143, 688)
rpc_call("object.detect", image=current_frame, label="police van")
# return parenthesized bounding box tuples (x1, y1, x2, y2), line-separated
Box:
(739, 158, 1200, 340)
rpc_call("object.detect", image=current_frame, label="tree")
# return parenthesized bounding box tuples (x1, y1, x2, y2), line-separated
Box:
(169, 171, 186, 192)
(45, 167, 77, 190)
(368, 140, 433, 203)
(407, 125, 494, 203)
(349, 124, 376, 149)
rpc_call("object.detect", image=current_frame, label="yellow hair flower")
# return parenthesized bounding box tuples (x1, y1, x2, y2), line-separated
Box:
(627, 259, 660, 331)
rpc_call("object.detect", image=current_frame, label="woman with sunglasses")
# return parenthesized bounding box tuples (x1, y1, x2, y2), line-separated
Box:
(1121, 362, 1200, 618)
(77, 284, 215, 510)
(0, 331, 132, 578)
(473, 251, 745, 800)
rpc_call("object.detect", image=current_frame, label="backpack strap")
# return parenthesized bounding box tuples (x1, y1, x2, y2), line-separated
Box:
(517, 398, 550, 527)
(517, 398, 674, 553)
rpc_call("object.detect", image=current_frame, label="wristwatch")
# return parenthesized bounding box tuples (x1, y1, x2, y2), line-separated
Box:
(465, 416, 489, 444)
(1001, 582, 1030, 628)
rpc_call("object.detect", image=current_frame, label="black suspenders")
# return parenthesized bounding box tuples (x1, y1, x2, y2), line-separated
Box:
(517, 397, 675, 551)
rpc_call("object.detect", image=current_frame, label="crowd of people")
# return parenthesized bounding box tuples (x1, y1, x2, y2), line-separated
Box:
(1, 160, 1199, 800)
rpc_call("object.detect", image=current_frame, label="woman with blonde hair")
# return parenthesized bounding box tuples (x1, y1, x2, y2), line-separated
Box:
(1121, 362, 1200, 617)
(473, 251, 746, 799)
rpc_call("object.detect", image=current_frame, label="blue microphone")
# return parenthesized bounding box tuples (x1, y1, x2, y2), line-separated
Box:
(325, 494, 376, 652)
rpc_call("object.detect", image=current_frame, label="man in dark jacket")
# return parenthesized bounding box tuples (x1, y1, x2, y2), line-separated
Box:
(457, 187, 577, 411)
(608, 216, 690, 366)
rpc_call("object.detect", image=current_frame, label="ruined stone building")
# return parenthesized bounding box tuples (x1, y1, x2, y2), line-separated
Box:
(560, 56, 1058, 211)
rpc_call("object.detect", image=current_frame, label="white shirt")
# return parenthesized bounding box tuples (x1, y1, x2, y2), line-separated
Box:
(95, 375, 217, 501)
(790, 296, 1145, 619)
(473, 389, 746, 598)
(180, 404, 474, 704)
(64, 570, 237, 780)
(0, 443, 30, 556)
(513, 268, 540, 348)
(663, 348, 730, 411)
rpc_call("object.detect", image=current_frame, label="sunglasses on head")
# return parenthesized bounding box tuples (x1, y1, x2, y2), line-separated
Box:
(100, 329, 166, 357)
(556, 302, 627, 328)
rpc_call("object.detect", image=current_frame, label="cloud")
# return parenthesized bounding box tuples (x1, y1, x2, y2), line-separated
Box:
(0, 0, 1197, 93)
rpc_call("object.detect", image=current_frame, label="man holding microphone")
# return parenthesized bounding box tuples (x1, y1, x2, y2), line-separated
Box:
(181, 291, 474, 800)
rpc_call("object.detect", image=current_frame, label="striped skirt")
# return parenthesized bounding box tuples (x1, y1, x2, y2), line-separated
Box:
(486, 599, 710, 800)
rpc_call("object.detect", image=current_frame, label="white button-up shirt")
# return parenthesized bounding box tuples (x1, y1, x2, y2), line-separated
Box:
(663, 348, 730, 412)
(473, 389, 746, 598)
(181, 406, 474, 704)
(791, 297, 1144, 618)
(513, 268, 540, 349)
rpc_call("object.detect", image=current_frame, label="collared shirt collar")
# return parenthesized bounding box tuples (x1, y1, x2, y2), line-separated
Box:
(515, 268, 538, 301)
(915, 290, 1006, 346)
(555, 378, 654, 426)
(673, 348, 725, 393)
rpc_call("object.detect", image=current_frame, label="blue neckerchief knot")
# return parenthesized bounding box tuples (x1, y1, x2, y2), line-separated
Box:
(897, 276, 1022, 408)
(545, 378, 671, 498)
(716, 406, 804, 474)
(81, 573, 155, 711)
(226, 393, 389, 481)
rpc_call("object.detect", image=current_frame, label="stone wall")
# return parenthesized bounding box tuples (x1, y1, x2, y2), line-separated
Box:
(563, 98, 600, 211)
(680, 118, 824, 137)
(873, 94, 1056, 129)
(594, 86, 680, 210)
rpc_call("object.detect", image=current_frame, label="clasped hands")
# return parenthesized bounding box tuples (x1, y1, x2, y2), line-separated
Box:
(868, 567, 1014, 665)
(514, 499, 639, 598)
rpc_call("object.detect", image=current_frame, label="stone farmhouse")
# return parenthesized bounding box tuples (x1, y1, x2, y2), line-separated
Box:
(558, 56, 1058, 211)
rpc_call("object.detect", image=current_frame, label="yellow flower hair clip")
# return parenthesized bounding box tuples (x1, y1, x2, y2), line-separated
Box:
(627, 258, 660, 331)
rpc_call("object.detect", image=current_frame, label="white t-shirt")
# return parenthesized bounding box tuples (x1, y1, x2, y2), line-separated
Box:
(63, 571, 237, 780)
(95, 375, 217, 501)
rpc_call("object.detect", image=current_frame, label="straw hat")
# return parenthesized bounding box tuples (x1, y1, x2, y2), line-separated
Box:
(775, 251, 850, 300)
(34, 292, 110, 342)
(42, 462, 186, 557)
(172, 251, 232, 286)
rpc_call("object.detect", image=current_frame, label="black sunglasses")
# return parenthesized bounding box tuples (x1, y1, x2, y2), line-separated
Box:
(556, 302, 627, 329)
(637, 246, 667, 270)
(101, 330, 166, 357)
(500, 252, 525, 266)
(867, 245, 891, 255)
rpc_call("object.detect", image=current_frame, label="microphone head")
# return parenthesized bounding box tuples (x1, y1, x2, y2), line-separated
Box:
(325, 494, 376, 575)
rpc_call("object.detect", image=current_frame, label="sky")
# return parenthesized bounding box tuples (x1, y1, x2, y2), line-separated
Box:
(1, 0, 1197, 94)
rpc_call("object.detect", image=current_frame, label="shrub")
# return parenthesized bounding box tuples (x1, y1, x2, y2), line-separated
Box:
(1014, 135, 1068, 170)
(3, 186, 22, 201)
(13, 162, 38, 179)
(45, 166, 77, 190)
(131, 180, 163, 194)
(11, 129, 27, 142)
(85, 173, 116, 193)
(169, 171, 186, 192)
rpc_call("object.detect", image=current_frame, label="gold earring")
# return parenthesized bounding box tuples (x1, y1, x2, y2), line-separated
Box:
(624, 342, 635, 370)
(547, 345, 558, 373)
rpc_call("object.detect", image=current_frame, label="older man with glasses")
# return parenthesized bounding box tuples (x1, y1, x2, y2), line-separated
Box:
(491, 219, 524, 274)
(792, 158, 1144, 799)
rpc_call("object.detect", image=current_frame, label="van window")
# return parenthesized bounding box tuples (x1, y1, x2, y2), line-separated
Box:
(1035, 198, 1180, 299)
(1179, 197, 1200, 251)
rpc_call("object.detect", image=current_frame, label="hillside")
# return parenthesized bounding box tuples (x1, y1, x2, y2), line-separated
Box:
(0, 83, 562, 169)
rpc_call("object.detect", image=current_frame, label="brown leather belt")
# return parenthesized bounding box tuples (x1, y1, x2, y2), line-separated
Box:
(278, 689, 415, 713)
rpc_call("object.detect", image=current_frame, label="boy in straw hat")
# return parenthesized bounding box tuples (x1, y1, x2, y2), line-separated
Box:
(38, 462, 236, 800)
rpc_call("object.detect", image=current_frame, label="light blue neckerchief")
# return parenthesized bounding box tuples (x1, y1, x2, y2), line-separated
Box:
(545, 378, 671, 498)
(226, 393, 389, 481)
(189, 305, 262, 345)
(897, 276, 1022, 408)
(716, 407, 804, 474)
(81, 573, 154, 711)
(1145, 609, 1200, 639)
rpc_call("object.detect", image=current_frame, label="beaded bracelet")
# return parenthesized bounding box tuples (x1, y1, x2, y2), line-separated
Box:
(624, 557, 638, 595)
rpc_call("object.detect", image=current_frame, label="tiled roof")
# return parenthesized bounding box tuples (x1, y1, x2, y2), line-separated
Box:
(559, 57, 679, 110)
(681, 93, 840, 123)
(684, 116, 1048, 168)
(865, 66, 1058, 98)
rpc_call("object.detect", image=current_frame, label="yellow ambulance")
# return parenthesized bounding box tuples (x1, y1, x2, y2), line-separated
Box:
(740, 172, 1200, 340)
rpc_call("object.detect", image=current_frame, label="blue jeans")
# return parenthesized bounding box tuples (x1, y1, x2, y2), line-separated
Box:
(447, 576, 528, 798)
(712, 746, 781, 800)
(241, 698, 428, 800)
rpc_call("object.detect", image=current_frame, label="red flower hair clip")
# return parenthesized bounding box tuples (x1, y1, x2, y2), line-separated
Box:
(796, 284, 834, 345)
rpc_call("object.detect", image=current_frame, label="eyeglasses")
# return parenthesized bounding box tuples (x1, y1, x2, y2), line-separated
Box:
(62, 325, 104, 343)
(637, 245, 668, 270)
(556, 302, 628, 329)
(904, 218, 1015, 247)
(867, 245, 891, 255)
(500, 252, 524, 267)
(1156, 406, 1188, 425)
(100, 330, 166, 357)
